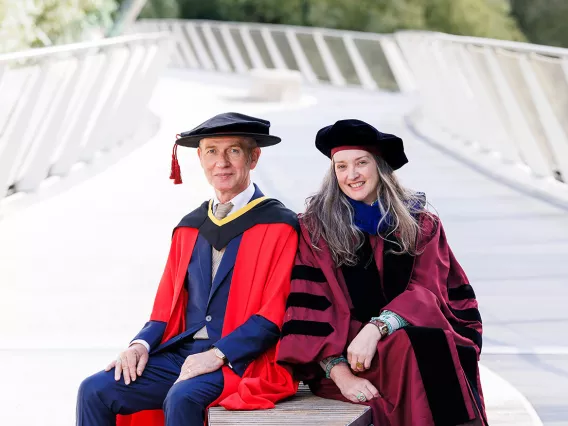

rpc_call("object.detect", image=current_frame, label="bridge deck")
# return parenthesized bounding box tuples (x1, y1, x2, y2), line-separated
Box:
(0, 69, 564, 425)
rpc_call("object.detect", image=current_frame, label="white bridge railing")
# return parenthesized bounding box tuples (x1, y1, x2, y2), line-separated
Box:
(2, 20, 565, 213)
(397, 32, 568, 192)
(134, 19, 415, 92)
(0, 33, 171, 216)
(135, 19, 568, 201)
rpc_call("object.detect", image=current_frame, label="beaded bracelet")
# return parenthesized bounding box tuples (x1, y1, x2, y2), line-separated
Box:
(325, 356, 348, 379)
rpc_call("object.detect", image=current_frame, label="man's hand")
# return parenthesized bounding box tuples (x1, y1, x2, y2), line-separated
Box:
(105, 343, 149, 385)
(347, 323, 382, 372)
(175, 350, 225, 384)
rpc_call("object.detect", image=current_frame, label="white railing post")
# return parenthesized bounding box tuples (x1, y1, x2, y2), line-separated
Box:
(50, 54, 117, 176)
(455, 44, 522, 163)
(80, 47, 134, 161)
(261, 28, 287, 70)
(0, 68, 47, 197)
(15, 59, 82, 192)
(285, 30, 317, 83)
(342, 35, 377, 90)
(171, 20, 199, 68)
(220, 25, 248, 73)
(159, 21, 182, 67)
(239, 26, 266, 69)
(201, 22, 232, 72)
(562, 58, 568, 87)
(481, 48, 552, 177)
(312, 31, 345, 86)
(519, 55, 568, 180)
(185, 22, 215, 70)
(382, 36, 416, 93)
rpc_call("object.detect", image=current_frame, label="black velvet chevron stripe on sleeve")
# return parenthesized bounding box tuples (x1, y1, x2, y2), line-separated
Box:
(451, 323, 483, 350)
(448, 284, 476, 301)
(291, 265, 326, 282)
(286, 292, 332, 311)
(449, 306, 482, 323)
(281, 320, 334, 337)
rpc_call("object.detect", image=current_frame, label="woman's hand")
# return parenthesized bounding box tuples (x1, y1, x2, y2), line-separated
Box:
(329, 363, 380, 403)
(347, 323, 382, 372)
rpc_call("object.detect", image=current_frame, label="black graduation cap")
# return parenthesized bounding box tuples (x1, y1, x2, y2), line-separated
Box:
(315, 119, 408, 170)
(176, 112, 281, 148)
(170, 112, 281, 184)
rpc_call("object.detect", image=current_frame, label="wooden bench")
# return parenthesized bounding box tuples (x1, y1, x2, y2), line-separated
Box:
(208, 384, 372, 426)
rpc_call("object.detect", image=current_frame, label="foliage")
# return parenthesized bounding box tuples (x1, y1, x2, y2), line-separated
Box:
(0, 0, 118, 53)
(133, 0, 568, 47)
(139, 0, 179, 19)
(307, 0, 425, 34)
(164, 0, 524, 41)
(5, 0, 566, 54)
(423, 0, 524, 40)
(510, 0, 568, 47)
(176, 0, 223, 21)
(214, 0, 304, 25)
(306, 0, 523, 40)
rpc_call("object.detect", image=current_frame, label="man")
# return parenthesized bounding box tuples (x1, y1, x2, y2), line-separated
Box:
(77, 112, 299, 426)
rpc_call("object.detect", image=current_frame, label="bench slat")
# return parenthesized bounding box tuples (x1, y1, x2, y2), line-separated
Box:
(208, 384, 372, 426)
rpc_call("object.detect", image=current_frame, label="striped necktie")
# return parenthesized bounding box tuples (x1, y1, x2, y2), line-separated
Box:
(211, 202, 233, 279)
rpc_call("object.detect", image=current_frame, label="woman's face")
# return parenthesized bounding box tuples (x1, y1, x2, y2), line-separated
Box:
(333, 149, 379, 205)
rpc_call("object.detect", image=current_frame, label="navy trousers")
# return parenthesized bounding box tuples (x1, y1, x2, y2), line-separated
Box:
(77, 350, 223, 426)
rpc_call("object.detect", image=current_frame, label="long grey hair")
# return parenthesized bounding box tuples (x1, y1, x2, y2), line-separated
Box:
(302, 155, 427, 266)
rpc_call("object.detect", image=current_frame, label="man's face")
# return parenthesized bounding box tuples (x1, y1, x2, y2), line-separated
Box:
(197, 136, 260, 196)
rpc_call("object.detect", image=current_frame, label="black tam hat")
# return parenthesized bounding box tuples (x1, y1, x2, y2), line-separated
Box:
(315, 119, 408, 170)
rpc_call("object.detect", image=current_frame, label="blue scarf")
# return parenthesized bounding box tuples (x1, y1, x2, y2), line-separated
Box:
(347, 197, 392, 235)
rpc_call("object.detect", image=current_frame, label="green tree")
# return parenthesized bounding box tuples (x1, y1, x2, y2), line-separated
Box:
(139, 0, 179, 19)
(122, 0, 526, 43)
(424, 0, 524, 40)
(306, 0, 523, 40)
(215, 0, 304, 25)
(177, 0, 223, 21)
(511, 0, 568, 47)
(307, 0, 425, 34)
(0, 0, 118, 53)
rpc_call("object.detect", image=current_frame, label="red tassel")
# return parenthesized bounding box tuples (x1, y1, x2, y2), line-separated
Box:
(170, 140, 182, 185)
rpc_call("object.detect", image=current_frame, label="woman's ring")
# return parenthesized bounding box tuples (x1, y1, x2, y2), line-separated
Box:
(116, 358, 122, 364)
(357, 392, 367, 402)
(355, 362, 364, 370)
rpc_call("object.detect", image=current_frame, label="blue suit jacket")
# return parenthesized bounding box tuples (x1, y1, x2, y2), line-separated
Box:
(132, 188, 280, 376)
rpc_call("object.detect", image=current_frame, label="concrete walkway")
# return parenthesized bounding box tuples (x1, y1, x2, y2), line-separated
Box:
(0, 70, 552, 425)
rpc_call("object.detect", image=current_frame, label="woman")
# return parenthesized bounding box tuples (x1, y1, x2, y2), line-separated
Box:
(278, 119, 486, 425)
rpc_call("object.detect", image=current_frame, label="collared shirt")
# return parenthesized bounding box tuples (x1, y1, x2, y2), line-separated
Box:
(212, 180, 255, 215)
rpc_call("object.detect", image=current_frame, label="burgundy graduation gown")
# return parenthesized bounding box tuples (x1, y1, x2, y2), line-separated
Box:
(278, 213, 486, 425)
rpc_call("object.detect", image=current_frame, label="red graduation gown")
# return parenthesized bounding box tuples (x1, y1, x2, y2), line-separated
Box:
(278, 214, 486, 426)
(117, 223, 299, 426)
